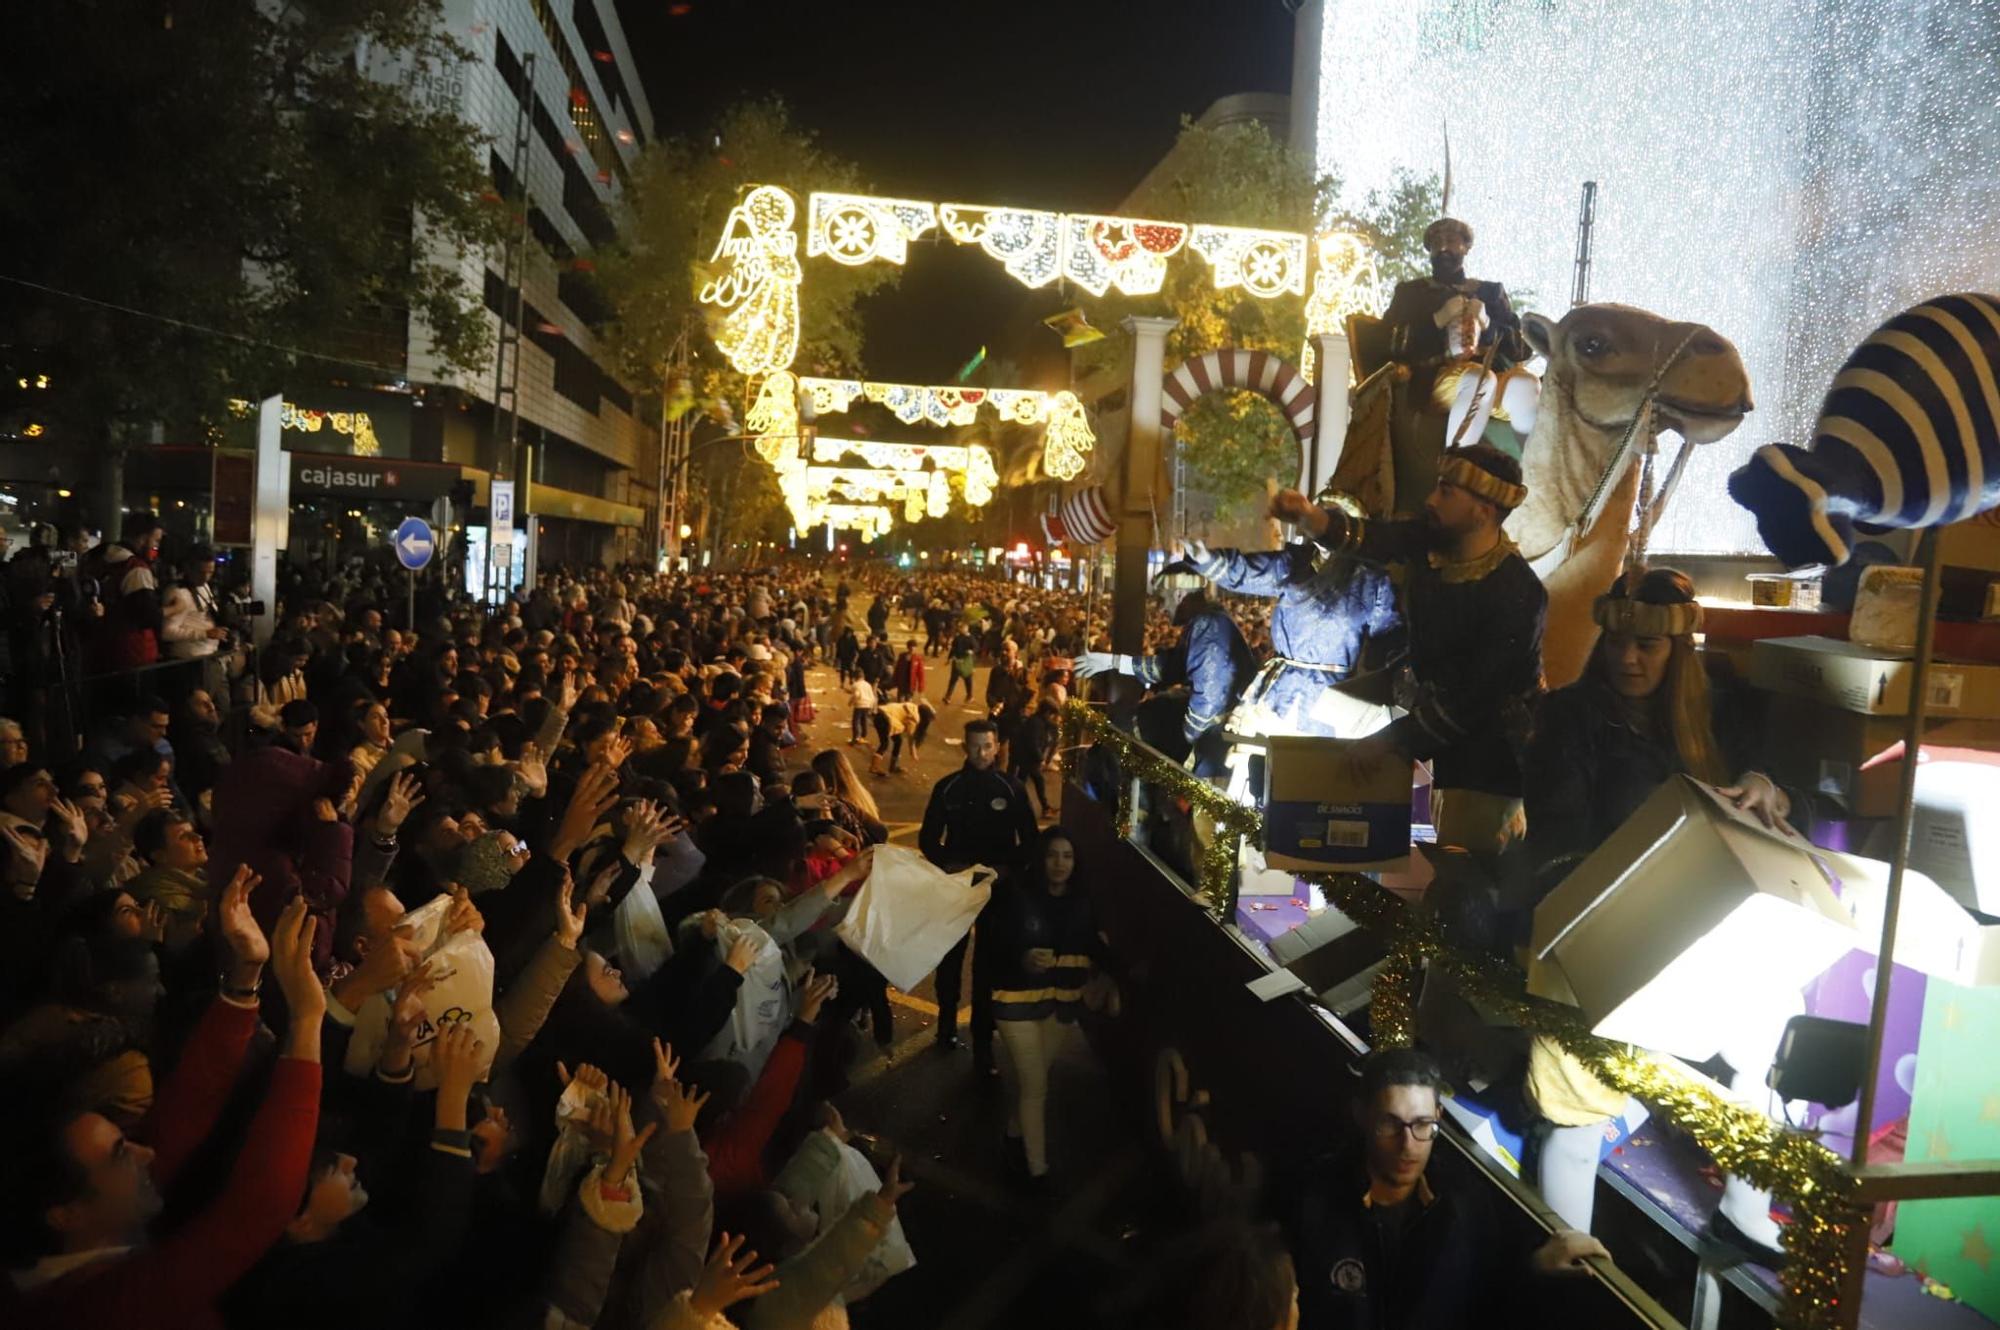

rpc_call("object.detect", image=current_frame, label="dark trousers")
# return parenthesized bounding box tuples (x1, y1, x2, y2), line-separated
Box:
(831, 941, 893, 1047)
(935, 901, 995, 1058)
(943, 669, 974, 703)
(1013, 760, 1049, 815)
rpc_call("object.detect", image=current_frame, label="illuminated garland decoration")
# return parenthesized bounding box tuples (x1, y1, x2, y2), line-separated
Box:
(1058, 698, 1868, 1330)
(805, 192, 937, 266)
(816, 502, 895, 542)
(1300, 231, 1384, 383)
(1188, 224, 1310, 299)
(699, 185, 802, 375)
(810, 437, 999, 506)
(1060, 214, 1188, 297)
(1041, 390, 1095, 482)
(276, 401, 383, 457)
(745, 370, 802, 466)
(940, 202, 1064, 287)
(794, 376, 1098, 480)
(864, 381, 985, 427)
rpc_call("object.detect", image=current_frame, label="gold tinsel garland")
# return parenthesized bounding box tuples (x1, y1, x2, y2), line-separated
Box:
(1061, 700, 1867, 1330)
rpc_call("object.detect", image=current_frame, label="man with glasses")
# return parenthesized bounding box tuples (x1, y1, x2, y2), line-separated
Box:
(1287, 1048, 1606, 1329)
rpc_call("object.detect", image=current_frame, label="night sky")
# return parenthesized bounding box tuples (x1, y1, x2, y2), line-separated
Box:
(613, 0, 1300, 384)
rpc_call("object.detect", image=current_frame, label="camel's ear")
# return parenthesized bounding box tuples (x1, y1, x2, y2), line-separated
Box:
(1522, 311, 1558, 361)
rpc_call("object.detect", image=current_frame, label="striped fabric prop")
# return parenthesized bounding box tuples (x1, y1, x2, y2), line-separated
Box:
(1041, 485, 1116, 546)
(1160, 348, 1317, 449)
(1729, 293, 2000, 569)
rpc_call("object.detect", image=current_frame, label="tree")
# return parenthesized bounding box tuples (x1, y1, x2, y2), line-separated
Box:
(0, 1, 505, 521)
(596, 98, 896, 413)
(1332, 168, 1444, 290)
(1075, 118, 1338, 522)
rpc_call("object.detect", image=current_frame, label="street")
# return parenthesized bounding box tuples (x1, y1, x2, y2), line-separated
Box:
(794, 594, 1145, 1329)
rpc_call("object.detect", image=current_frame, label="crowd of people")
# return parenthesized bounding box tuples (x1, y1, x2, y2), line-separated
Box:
(0, 491, 1700, 1329)
(0, 536, 968, 1330)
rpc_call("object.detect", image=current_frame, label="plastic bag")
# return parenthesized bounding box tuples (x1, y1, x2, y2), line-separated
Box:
(813, 1140, 916, 1296)
(702, 919, 790, 1078)
(612, 864, 670, 981)
(341, 893, 500, 1091)
(835, 843, 995, 992)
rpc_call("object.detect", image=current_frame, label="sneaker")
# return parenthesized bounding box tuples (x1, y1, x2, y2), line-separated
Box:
(935, 1029, 961, 1053)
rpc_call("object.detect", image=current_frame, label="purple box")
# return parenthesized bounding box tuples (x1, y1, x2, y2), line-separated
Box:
(1800, 949, 1927, 1155)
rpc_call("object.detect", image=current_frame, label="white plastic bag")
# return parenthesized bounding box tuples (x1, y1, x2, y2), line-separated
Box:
(341, 893, 500, 1090)
(612, 864, 670, 981)
(835, 843, 995, 992)
(702, 918, 790, 1078)
(813, 1140, 916, 1296)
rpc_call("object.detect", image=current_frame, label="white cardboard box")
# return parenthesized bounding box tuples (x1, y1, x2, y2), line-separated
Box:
(1750, 635, 2000, 719)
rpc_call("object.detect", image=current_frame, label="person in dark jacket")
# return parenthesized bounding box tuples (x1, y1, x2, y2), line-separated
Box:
(1523, 568, 1790, 888)
(1286, 1048, 1604, 1330)
(989, 828, 1103, 1184)
(834, 626, 859, 685)
(223, 1025, 484, 1330)
(1276, 445, 1546, 853)
(918, 718, 1039, 1071)
(1518, 567, 1792, 1249)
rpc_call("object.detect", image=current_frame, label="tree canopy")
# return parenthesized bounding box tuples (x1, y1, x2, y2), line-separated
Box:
(0, 0, 503, 480)
(596, 98, 896, 408)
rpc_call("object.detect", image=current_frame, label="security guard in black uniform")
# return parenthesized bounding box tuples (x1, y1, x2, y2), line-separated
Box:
(919, 716, 1039, 1073)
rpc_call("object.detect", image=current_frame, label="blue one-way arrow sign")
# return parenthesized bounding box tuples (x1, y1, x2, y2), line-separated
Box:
(393, 517, 435, 571)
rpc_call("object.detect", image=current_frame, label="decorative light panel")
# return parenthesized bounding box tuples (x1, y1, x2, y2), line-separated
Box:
(699, 184, 801, 375)
(1189, 224, 1310, 299)
(806, 192, 938, 267)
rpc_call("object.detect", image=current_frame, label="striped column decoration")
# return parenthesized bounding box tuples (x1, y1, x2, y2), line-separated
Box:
(1159, 348, 1318, 451)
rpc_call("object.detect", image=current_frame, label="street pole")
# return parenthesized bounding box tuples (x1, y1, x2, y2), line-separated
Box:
(407, 568, 415, 635)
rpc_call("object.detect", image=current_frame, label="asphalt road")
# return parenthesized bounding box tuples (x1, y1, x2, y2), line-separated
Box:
(791, 592, 1149, 1330)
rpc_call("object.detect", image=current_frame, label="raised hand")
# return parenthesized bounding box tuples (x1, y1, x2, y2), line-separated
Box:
(312, 797, 339, 823)
(552, 867, 586, 951)
(553, 764, 620, 859)
(47, 797, 89, 847)
(140, 899, 169, 945)
(431, 1023, 484, 1130)
(380, 963, 438, 1071)
(584, 858, 622, 908)
(689, 1232, 781, 1319)
(444, 885, 485, 936)
(216, 864, 269, 978)
(270, 897, 325, 1056)
(797, 970, 839, 1026)
(513, 742, 548, 796)
(875, 1155, 915, 1209)
(601, 733, 634, 772)
(724, 931, 760, 976)
(651, 1037, 710, 1134)
(377, 770, 425, 837)
(602, 1081, 656, 1187)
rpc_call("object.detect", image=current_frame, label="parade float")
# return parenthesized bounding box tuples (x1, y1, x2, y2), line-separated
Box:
(693, 59, 2000, 1315)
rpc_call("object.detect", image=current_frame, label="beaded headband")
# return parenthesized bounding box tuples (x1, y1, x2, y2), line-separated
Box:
(1592, 594, 1704, 637)
(1438, 453, 1527, 511)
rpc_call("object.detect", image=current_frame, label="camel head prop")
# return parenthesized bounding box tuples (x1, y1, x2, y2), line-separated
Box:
(1506, 303, 1753, 563)
(1503, 304, 1751, 690)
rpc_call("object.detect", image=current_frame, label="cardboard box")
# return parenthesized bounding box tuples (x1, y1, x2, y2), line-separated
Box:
(1855, 758, 2000, 918)
(1262, 735, 1412, 874)
(1760, 692, 2000, 815)
(1750, 635, 2000, 719)
(1529, 776, 1859, 1057)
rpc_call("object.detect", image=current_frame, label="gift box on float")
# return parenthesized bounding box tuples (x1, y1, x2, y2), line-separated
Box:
(1528, 776, 1858, 1058)
(1857, 755, 2000, 917)
(1261, 735, 1412, 876)
(1749, 635, 2000, 719)
(1759, 691, 2000, 817)
(1892, 979, 2000, 1324)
